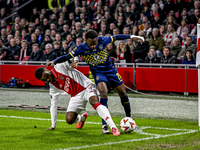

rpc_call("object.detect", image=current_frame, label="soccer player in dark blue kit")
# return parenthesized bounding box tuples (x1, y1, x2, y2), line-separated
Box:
(46, 30, 144, 134)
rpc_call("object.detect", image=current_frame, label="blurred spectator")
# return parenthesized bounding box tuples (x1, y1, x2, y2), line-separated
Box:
(35, 27, 43, 44)
(13, 23, 21, 33)
(85, 22, 92, 32)
(131, 25, 139, 36)
(33, 18, 41, 30)
(49, 14, 58, 26)
(66, 12, 75, 28)
(72, 0, 80, 13)
(115, 0, 128, 14)
(21, 29, 31, 42)
(144, 46, 160, 63)
(28, 33, 39, 49)
(165, 16, 179, 30)
(81, 18, 87, 31)
(164, 24, 178, 47)
(66, 34, 75, 49)
(0, 38, 5, 49)
(11, 17, 20, 31)
(188, 0, 200, 16)
(149, 28, 164, 57)
(143, 22, 152, 39)
(1, 28, 7, 43)
(101, 24, 108, 35)
(163, 0, 175, 15)
(190, 8, 200, 25)
(132, 31, 149, 62)
(0, 47, 14, 60)
(170, 38, 182, 57)
(178, 36, 196, 60)
(159, 24, 166, 38)
(174, 0, 186, 14)
(40, 8, 49, 19)
(108, 23, 116, 35)
(61, 24, 70, 40)
(116, 16, 124, 33)
(181, 32, 188, 47)
(176, 19, 189, 39)
(15, 37, 21, 48)
(50, 29, 57, 41)
(42, 18, 50, 33)
(40, 43, 56, 61)
(0, 20, 7, 31)
(8, 38, 20, 55)
(109, 0, 117, 15)
(4, 34, 13, 47)
(150, 13, 162, 29)
(74, 7, 81, 21)
(106, 43, 117, 58)
(160, 46, 177, 64)
(126, 38, 135, 52)
(57, 18, 65, 33)
(18, 40, 31, 61)
(28, 43, 43, 61)
(151, 0, 164, 11)
(19, 18, 29, 31)
(116, 41, 131, 63)
(61, 40, 69, 55)
(53, 7, 60, 19)
(181, 49, 195, 65)
(30, 7, 40, 24)
(130, 3, 139, 22)
(28, 25, 34, 35)
(177, 8, 190, 25)
(39, 13, 45, 24)
(6, 25, 13, 36)
(40, 35, 53, 51)
(50, 23, 57, 31)
(142, 5, 150, 18)
(124, 17, 134, 30)
(75, 22, 83, 38)
(104, 11, 114, 25)
(53, 41, 62, 57)
(0, 8, 7, 20)
(190, 18, 200, 42)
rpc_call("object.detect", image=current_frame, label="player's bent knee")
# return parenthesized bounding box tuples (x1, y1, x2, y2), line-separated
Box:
(66, 116, 75, 124)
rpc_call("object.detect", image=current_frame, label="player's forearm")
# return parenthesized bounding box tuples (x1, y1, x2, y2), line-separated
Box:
(112, 34, 131, 41)
(54, 53, 72, 64)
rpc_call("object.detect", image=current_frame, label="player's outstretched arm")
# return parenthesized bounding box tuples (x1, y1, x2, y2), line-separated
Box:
(112, 34, 144, 42)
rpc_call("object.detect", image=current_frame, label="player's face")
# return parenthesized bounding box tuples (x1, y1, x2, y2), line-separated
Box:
(86, 38, 98, 50)
(40, 70, 54, 83)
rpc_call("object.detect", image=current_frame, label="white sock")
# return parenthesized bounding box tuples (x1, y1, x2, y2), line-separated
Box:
(96, 105, 116, 129)
(74, 114, 86, 123)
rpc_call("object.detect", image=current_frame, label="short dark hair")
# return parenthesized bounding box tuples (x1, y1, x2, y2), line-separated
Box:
(35, 67, 44, 80)
(163, 46, 171, 51)
(85, 30, 98, 39)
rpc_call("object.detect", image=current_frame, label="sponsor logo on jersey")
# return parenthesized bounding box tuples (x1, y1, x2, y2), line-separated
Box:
(99, 45, 103, 50)
(59, 75, 64, 80)
(64, 77, 70, 92)
(96, 76, 99, 81)
(94, 55, 100, 60)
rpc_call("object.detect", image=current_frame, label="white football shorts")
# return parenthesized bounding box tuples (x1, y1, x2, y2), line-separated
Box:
(66, 85, 98, 114)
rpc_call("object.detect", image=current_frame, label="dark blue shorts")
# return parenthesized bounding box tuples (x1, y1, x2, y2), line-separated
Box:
(92, 68, 124, 88)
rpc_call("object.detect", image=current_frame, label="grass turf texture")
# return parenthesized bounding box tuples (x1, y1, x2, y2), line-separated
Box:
(0, 110, 200, 150)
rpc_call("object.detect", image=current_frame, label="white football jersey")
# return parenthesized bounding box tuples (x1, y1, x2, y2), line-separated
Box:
(49, 62, 95, 97)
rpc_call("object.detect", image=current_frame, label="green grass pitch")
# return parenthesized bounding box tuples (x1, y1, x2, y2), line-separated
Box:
(0, 110, 200, 150)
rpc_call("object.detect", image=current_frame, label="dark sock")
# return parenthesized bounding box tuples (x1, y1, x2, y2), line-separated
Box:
(100, 98, 108, 125)
(120, 96, 131, 117)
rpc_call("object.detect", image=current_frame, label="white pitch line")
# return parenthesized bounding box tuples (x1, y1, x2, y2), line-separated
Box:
(0, 114, 197, 150)
(58, 130, 197, 150)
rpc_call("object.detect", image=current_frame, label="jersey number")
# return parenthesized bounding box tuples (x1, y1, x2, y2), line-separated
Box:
(116, 73, 123, 82)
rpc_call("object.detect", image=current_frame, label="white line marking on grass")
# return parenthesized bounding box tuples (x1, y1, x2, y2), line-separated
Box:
(58, 130, 197, 150)
(0, 115, 197, 150)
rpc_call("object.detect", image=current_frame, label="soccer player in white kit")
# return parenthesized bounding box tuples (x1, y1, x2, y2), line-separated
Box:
(35, 61, 120, 136)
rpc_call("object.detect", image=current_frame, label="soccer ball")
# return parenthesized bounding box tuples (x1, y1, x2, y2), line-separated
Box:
(120, 117, 137, 133)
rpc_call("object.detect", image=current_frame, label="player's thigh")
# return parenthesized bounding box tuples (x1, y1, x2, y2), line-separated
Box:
(67, 94, 87, 115)
(92, 71, 108, 87)
(106, 71, 124, 88)
(84, 86, 99, 107)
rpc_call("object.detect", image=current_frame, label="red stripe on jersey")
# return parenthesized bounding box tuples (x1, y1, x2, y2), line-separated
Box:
(50, 68, 86, 97)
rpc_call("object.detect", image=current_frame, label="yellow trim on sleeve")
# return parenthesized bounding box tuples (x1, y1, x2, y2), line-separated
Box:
(70, 53, 75, 58)
(110, 36, 113, 43)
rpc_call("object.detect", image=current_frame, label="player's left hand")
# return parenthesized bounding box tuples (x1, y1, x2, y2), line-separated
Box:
(130, 35, 144, 42)
(71, 60, 78, 68)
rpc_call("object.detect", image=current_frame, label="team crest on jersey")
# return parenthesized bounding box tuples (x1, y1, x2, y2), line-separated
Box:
(96, 76, 99, 81)
(59, 75, 64, 80)
(99, 45, 103, 50)
(94, 55, 100, 60)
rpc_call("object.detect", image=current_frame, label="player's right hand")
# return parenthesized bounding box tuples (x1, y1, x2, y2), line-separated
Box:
(45, 61, 55, 67)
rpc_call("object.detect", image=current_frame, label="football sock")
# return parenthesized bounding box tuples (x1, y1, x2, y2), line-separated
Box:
(75, 115, 81, 123)
(120, 96, 131, 117)
(100, 98, 108, 125)
(94, 103, 116, 129)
